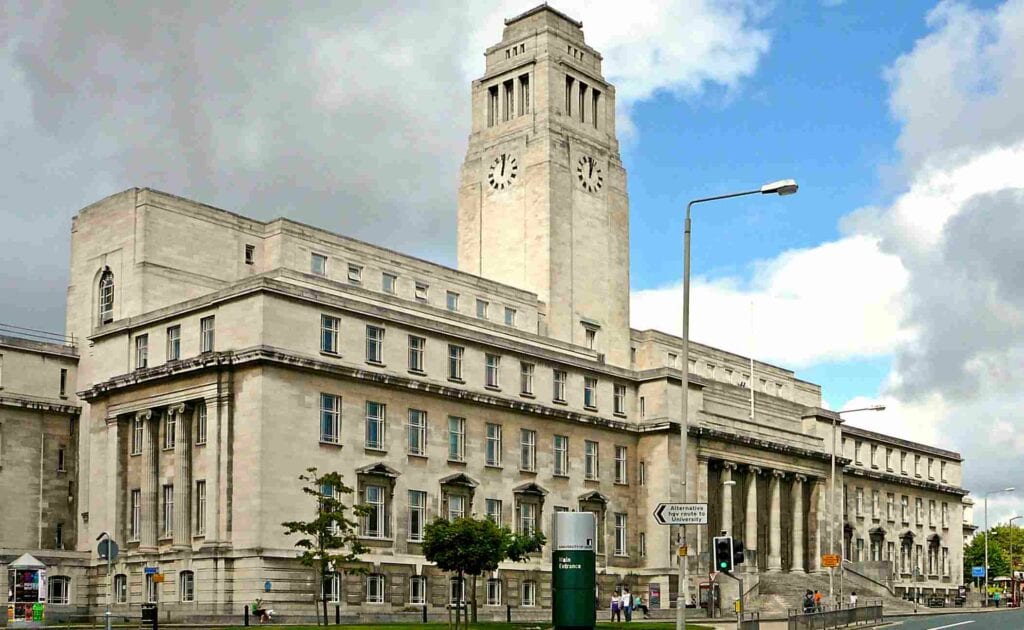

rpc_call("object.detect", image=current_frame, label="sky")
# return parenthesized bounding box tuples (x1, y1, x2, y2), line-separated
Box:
(2, 0, 1023, 524)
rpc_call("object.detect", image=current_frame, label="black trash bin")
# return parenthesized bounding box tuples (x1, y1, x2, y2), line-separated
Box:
(142, 603, 158, 628)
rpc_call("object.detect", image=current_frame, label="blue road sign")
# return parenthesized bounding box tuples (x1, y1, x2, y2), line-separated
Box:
(144, 567, 158, 575)
(972, 566, 985, 578)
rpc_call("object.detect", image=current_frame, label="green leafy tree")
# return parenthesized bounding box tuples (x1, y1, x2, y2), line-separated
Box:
(964, 533, 1009, 581)
(282, 468, 370, 625)
(422, 516, 546, 628)
(988, 525, 1024, 573)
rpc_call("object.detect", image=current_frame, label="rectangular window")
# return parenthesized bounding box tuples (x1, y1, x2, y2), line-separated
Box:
(553, 435, 568, 476)
(584, 377, 598, 409)
(487, 578, 502, 606)
(485, 423, 502, 467)
(363, 484, 387, 538)
(166, 325, 181, 361)
(245, 244, 255, 265)
(200, 316, 215, 353)
(613, 384, 626, 415)
(485, 354, 501, 388)
(941, 461, 947, 482)
(382, 272, 397, 294)
(915, 454, 922, 477)
(872, 490, 880, 518)
(520, 428, 536, 471)
(519, 74, 530, 116)
(488, 85, 499, 127)
(929, 500, 936, 526)
(447, 494, 465, 521)
(135, 334, 148, 369)
(901, 452, 908, 474)
(916, 498, 923, 524)
(407, 335, 425, 372)
(942, 502, 949, 528)
(321, 315, 340, 354)
(518, 501, 537, 535)
(162, 484, 174, 537)
(366, 575, 384, 604)
(614, 513, 627, 556)
(407, 409, 426, 456)
(320, 393, 341, 444)
(311, 252, 327, 275)
(854, 441, 862, 465)
(448, 344, 464, 380)
(584, 440, 599, 480)
(870, 444, 878, 468)
(164, 412, 176, 450)
(521, 580, 536, 607)
(195, 403, 207, 445)
(578, 81, 588, 123)
(59, 368, 68, 397)
(553, 369, 567, 402)
(322, 573, 340, 603)
(196, 480, 206, 535)
(855, 487, 863, 516)
(503, 79, 514, 121)
(585, 327, 596, 349)
(57, 447, 66, 472)
(614, 445, 627, 484)
(347, 263, 362, 284)
(448, 416, 465, 461)
(565, 76, 574, 116)
(146, 574, 157, 603)
(887, 493, 895, 521)
(504, 307, 517, 326)
(409, 576, 426, 605)
(639, 461, 646, 485)
(485, 498, 503, 524)
(131, 416, 143, 455)
(115, 574, 128, 603)
(413, 281, 429, 302)
(639, 532, 646, 557)
(365, 325, 384, 363)
(408, 490, 426, 541)
(446, 291, 459, 311)
(365, 402, 386, 450)
(928, 457, 934, 479)
(130, 489, 141, 540)
(519, 362, 534, 395)
(476, 299, 489, 319)
(592, 89, 600, 128)
(886, 447, 894, 471)
(639, 396, 646, 418)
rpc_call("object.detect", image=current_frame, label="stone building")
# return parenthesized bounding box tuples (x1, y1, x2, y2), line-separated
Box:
(2, 4, 970, 623)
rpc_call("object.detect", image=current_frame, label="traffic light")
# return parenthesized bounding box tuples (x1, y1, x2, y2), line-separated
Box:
(713, 535, 734, 572)
(733, 539, 745, 567)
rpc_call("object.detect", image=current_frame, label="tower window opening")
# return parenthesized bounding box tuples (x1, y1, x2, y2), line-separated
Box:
(565, 76, 574, 117)
(592, 89, 601, 129)
(578, 82, 588, 123)
(488, 85, 499, 127)
(503, 79, 514, 122)
(519, 74, 530, 115)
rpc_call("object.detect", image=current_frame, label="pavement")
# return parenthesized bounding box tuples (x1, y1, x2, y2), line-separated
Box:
(883, 608, 1024, 629)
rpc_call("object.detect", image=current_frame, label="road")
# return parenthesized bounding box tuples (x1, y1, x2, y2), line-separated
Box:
(887, 608, 1024, 629)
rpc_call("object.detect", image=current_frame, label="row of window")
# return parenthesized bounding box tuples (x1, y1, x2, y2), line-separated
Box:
(127, 481, 207, 540)
(847, 440, 949, 483)
(324, 573, 536, 607)
(319, 395, 632, 480)
(850, 540, 952, 578)
(321, 322, 624, 413)
(129, 404, 208, 454)
(847, 486, 952, 528)
(310, 255, 521, 327)
(134, 317, 215, 369)
(487, 73, 531, 127)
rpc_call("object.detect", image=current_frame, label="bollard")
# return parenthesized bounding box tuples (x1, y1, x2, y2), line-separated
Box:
(244, 604, 249, 627)
(422, 603, 427, 623)
(506, 603, 512, 623)
(335, 603, 341, 625)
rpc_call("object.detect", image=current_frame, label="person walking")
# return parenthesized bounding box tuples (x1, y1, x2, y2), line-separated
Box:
(610, 591, 621, 622)
(803, 590, 814, 613)
(622, 588, 633, 622)
(849, 591, 858, 607)
(814, 590, 822, 612)
(635, 593, 650, 619)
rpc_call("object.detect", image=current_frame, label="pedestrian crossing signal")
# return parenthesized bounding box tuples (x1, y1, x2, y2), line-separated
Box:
(713, 536, 734, 573)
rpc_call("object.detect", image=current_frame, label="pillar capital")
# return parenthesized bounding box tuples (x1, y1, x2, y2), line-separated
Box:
(747, 465, 762, 476)
(168, 403, 188, 418)
(772, 469, 787, 479)
(135, 409, 152, 422)
(794, 474, 808, 483)
(722, 461, 738, 471)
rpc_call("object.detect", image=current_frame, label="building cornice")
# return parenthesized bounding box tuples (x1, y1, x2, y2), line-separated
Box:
(843, 465, 968, 497)
(840, 424, 962, 462)
(0, 393, 80, 415)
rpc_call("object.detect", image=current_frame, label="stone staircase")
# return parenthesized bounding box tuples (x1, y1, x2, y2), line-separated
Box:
(750, 571, 916, 617)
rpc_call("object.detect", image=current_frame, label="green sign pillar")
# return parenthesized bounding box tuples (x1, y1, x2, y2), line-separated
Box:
(553, 512, 596, 630)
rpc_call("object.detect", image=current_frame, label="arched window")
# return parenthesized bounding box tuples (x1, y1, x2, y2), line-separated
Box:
(114, 574, 128, 603)
(179, 570, 195, 602)
(98, 269, 114, 324)
(49, 576, 71, 605)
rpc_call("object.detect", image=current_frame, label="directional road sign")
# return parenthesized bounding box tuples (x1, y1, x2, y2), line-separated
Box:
(653, 502, 708, 525)
(972, 566, 986, 578)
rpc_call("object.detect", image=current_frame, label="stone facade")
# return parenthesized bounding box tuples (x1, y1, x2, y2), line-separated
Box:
(1, 4, 970, 624)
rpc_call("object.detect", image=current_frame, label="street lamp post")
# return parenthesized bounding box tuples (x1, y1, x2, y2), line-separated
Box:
(828, 405, 885, 604)
(677, 179, 798, 630)
(984, 487, 1015, 606)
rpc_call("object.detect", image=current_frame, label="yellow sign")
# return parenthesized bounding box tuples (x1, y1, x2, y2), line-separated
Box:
(822, 554, 841, 568)
(734, 599, 742, 613)
(677, 545, 688, 557)
(152, 573, 165, 583)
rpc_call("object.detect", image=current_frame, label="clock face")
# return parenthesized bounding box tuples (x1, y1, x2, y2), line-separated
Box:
(577, 155, 603, 193)
(488, 153, 518, 190)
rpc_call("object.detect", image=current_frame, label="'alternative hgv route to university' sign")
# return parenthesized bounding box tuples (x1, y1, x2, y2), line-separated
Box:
(653, 503, 708, 525)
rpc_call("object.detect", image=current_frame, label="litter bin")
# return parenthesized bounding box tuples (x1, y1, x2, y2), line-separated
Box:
(142, 603, 158, 628)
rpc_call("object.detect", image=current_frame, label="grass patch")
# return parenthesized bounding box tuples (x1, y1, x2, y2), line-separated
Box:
(246, 623, 712, 630)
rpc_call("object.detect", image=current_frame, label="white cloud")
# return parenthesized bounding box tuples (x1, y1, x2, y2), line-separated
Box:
(631, 234, 910, 367)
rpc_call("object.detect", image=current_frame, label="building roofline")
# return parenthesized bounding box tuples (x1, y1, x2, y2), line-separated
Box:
(0, 334, 78, 358)
(841, 423, 963, 461)
(505, 3, 582, 28)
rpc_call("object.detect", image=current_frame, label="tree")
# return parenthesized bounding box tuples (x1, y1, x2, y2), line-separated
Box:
(988, 525, 1024, 573)
(964, 533, 1009, 581)
(422, 516, 546, 629)
(282, 468, 370, 626)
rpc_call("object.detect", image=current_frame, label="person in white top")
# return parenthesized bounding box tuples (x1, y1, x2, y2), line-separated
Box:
(610, 592, 622, 621)
(849, 591, 858, 607)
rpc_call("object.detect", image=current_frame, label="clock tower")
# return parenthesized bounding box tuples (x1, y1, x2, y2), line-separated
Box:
(457, 4, 631, 367)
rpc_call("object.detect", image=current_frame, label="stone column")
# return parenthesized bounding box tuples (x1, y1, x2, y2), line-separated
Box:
(695, 456, 710, 574)
(810, 479, 824, 572)
(138, 410, 157, 551)
(172, 404, 192, 549)
(792, 474, 806, 572)
(768, 470, 784, 571)
(745, 466, 760, 568)
(721, 462, 736, 535)
(105, 417, 122, 544)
